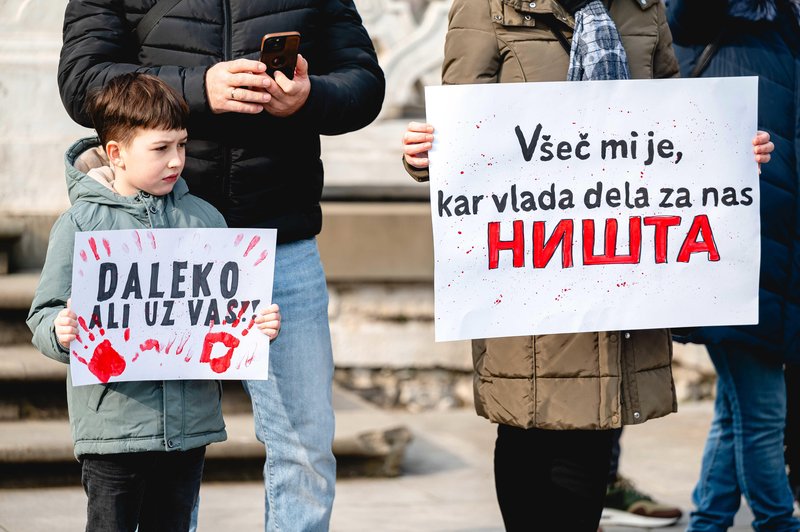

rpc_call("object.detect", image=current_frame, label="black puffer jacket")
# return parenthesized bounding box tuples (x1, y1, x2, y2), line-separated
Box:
(58, 0, 385, 243)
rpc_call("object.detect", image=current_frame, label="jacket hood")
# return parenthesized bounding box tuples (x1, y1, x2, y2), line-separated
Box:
(64, 136, 190, 211)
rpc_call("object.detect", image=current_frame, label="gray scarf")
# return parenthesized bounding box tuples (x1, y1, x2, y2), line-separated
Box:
(728, 0, 800, 22)
(567, 0, 630, 81)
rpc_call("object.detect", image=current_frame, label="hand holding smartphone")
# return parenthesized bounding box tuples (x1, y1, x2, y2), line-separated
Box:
(260, 31, 301, 80)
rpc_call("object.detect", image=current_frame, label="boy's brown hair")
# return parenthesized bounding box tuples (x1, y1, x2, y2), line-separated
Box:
(85, 73, 189, 147)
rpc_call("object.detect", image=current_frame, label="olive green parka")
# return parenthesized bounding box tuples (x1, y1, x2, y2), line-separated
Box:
(408, 0, 680, 430)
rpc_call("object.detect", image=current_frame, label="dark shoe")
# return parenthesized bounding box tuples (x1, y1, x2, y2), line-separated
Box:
(601, 474, 682, 528)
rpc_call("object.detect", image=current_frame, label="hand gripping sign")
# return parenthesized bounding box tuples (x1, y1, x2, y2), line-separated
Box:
(69, 228, 276, 385)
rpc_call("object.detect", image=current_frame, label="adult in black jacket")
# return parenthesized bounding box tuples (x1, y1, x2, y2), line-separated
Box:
(57, 2, 385, 530)
(668, 1, 800, 530)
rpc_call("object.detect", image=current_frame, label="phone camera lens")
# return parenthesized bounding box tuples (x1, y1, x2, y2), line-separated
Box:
(271, 56, 285, 67)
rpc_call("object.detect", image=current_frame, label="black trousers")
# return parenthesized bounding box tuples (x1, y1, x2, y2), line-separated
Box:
(81, 446, 206, 532)
(494, 424, 615, 532)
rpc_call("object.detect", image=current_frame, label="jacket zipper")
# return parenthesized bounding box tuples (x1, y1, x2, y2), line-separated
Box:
(221, 0, 232, 204)
(222, 0, 231, 61)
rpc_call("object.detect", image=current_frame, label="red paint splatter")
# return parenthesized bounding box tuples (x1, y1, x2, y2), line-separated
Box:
(124, 328, 130, 341)
(72, 351, 88, 365)
(184, 351, 193, 363)
(240, 320, 256, 336)
(79, 250, 88, 262)
(176, 333, 191, 355)
(460, 171, 464, 175)
(78, 317, 95, 342)
(244, 348, 257, 367)
(147, 231, 157, 249)
(232, 302, 250, 327)
(87, 339, 126, 383)
(88, 238, 100, 260)
(76, 332, 83, 344)
(199, 331, 240, 373)
(243, 235, 261, 257)
(139, 339, 161, 353)
(99, 328, 105, 336)
(134, 231, 143, 252)
(165, 336, 176, 354)
(234, 234, 244, 246)
(254, 250, 269, 266)
(132, 352, 140, 362)
(79, 271, 84, 277)
(102, 239, 111, 257)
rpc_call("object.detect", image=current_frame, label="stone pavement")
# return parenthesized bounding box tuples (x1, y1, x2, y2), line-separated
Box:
(0, 400, 757, 532)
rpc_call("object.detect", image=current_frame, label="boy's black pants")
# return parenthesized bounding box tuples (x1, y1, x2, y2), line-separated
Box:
(80, 446, 205, 532)
(494, 424, 615, 532)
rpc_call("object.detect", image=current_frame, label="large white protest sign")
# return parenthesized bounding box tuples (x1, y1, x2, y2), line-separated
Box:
(69, 228, 276, 385)
(425, 77, 759, 342)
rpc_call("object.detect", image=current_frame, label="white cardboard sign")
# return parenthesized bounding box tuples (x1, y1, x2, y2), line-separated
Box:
(69, 228, 276, 385)
(425, 77, 759, 342)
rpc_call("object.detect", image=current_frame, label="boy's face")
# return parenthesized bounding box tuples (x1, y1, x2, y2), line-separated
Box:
(109, 128, 188, 197)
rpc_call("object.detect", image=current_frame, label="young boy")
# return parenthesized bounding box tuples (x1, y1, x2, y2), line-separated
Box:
(26, 73, 281, 531)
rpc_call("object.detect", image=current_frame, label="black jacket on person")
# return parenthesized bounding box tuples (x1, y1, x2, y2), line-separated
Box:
(57, 0, 385, 243)
(668, 0, 800, 363)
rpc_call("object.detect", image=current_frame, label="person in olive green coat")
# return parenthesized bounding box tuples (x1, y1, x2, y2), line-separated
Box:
(402, 0, 775, 530)
(27, 73, 281, 531)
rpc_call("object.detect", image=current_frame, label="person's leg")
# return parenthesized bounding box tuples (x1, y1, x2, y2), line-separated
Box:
(607, 427, 622, 484)
(717, 346, 799, 531)
(243, 238, 336, 532)
(81, 453, 146, 532)
(494, 424, 553, 531)
(690, 344, 800, 532)
(784, 363, 800, 503)
(549, 428, 615, 531)
(688, 345, 745, 531)
(603, 425, 683, 526)
(138, 447, 205, 532)
(494, 424, 613, 532)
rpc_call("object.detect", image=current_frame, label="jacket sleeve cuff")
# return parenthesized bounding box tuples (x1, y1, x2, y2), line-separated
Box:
(184, 65, 214, 115)
(403, 156, 430, 183)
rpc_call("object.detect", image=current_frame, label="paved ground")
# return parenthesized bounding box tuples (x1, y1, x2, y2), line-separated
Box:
(0, 400, 757, 532)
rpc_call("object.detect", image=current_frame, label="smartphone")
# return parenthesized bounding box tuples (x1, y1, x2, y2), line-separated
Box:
(260, 31, 301, 80)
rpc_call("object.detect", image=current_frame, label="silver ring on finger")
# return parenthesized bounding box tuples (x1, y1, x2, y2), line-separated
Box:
(230, 87, 237, 100)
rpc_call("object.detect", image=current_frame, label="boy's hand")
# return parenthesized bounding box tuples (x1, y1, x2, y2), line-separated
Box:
(403, 122, 435, 169)
(55, 299, 78, 349)
(753, 130, 773, 173)
(255, 304, 281, 340)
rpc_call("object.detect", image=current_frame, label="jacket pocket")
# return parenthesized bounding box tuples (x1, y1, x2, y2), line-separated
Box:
(87, 383, 115, 412)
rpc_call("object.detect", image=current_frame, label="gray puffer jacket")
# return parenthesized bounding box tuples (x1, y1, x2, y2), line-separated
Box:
(27, 137, 228, 457)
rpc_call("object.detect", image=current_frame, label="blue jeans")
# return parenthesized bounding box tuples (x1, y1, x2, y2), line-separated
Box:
(190, 238, 335, 532)
(246, 237, 336, 531)
(688, 344, 800, 532)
